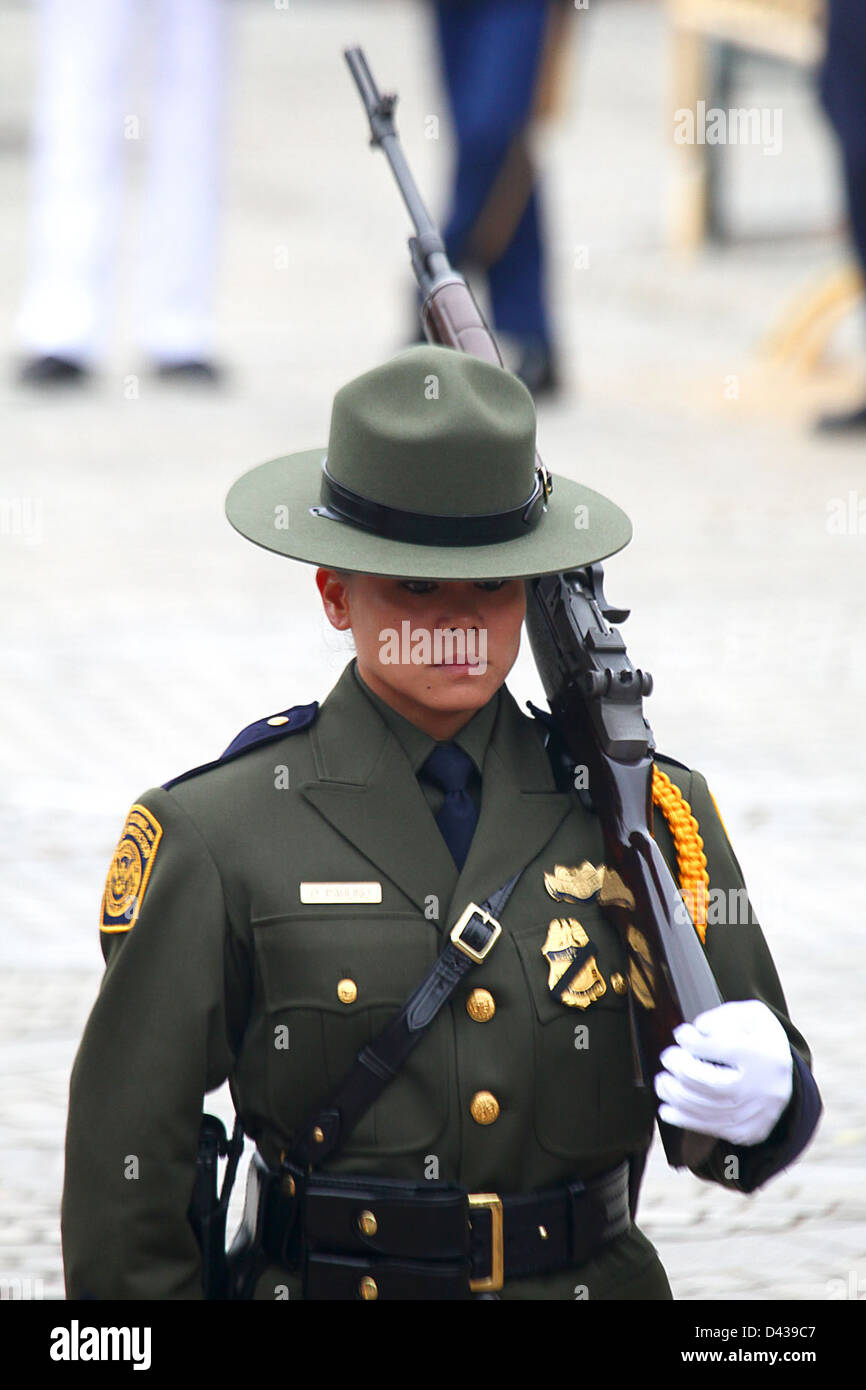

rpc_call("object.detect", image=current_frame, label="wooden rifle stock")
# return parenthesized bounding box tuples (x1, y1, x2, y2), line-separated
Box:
(422, 278, 503, 366)
(346, 47, 723, 1169)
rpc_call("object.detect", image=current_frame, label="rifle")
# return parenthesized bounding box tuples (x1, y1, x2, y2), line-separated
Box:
(345, 46, 723, 1169)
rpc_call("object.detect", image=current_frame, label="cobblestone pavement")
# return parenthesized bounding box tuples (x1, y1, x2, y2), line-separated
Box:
(0, 0, 864, 1301)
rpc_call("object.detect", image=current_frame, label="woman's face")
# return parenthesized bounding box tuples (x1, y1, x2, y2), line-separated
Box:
(316, 569, 526, 737)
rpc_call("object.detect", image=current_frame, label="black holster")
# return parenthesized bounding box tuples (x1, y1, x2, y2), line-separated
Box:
(188, 1112, 244, 1300)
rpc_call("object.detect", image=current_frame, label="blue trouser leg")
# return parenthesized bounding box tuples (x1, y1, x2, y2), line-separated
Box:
(488, 185, 549, 342)
(434, 0, 552, 345)
(820, 0, 866, 281)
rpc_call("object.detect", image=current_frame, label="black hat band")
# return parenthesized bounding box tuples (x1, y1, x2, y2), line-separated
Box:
(310, 461, 546, 547)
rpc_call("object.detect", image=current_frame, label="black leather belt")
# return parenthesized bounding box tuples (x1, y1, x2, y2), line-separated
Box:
(230, 1152, 632, 1300)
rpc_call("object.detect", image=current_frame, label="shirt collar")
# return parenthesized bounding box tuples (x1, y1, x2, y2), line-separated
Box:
(352, 661, 500, 776)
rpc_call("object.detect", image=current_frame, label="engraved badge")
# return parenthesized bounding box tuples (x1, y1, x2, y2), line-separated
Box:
(101, 804, 163, 933)
(598, 868, 636, 912)
(544, 861, 605, 903)
(542, 917, 607, 1009)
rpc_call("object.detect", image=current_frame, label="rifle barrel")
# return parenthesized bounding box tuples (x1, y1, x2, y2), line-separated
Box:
(344, 46, 450, 283)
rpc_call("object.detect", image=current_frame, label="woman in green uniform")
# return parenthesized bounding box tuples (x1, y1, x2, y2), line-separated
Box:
(61, 346, 821, 1300)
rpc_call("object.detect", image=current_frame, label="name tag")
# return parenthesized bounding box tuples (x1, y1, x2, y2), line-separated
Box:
(299, 881, 383, 905)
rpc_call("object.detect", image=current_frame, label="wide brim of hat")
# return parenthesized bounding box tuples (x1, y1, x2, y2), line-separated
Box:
(225, 448, 631, 581)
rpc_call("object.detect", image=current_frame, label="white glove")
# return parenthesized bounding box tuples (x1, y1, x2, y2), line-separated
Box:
(654, 1000, 794, 1146)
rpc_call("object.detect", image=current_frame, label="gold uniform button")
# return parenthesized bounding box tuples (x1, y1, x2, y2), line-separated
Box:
(359, 1276, 378, 1300)
(466, 988, 496, 1023)
(611, 972, 628, 995)
(337, 978, 358, 1004)
(266, 715, 290, 726)
(357, 1209, 378, 1237)
(470, 1091, 500, 1125)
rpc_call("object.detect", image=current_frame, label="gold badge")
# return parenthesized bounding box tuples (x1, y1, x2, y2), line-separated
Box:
(544, 862, 605, 903)
(101, 804, 163, 933)
(626, 924, 656, 1009)
(542, 918, 607, 1009)
(598, 868, 636, 912)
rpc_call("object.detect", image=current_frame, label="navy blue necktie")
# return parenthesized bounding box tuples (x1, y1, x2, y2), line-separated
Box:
(421, 743, 478, 871)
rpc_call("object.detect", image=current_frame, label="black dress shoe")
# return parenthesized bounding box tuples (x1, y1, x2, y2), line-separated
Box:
(17, 355, 90, 387)
(815, 401, 866, 434)
(514, 340, 560, 400)
(153, 359, 223, 385)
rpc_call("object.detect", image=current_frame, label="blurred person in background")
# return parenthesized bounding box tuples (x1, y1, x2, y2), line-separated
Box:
(431, 0, 573, 399)
(817, 0, 866, 432)
(16, 0, 230, 388)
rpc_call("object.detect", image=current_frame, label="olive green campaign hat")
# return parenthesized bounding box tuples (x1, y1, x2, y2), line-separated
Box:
(225, 346, 631, 580)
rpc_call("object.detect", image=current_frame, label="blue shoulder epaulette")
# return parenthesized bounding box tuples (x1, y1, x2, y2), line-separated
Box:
(162, 701, 319, 790)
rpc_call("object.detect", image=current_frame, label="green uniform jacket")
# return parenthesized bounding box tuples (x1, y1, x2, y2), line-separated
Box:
(62, 661, 817, 1300)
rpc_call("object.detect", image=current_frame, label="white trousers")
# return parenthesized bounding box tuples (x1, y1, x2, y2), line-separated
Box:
(17, 0, 229, 363)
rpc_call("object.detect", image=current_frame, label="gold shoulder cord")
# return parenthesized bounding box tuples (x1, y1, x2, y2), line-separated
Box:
(651, 766, 709, 944)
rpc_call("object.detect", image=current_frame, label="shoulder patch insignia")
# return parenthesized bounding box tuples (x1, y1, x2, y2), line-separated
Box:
(101, 804, 163, 933)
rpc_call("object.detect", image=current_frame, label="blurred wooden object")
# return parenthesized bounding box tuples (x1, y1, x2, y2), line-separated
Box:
(761, 263, 863, 368)
(666, 3, 865, 383)
(670, 0, 823, 65)
(534, 0, 578, 123)
(667, 0, 826, 250)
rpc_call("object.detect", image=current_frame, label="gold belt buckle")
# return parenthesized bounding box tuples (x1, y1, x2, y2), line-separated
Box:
(468, 1192, 504, 1293)
(450, 903, 502, 963)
